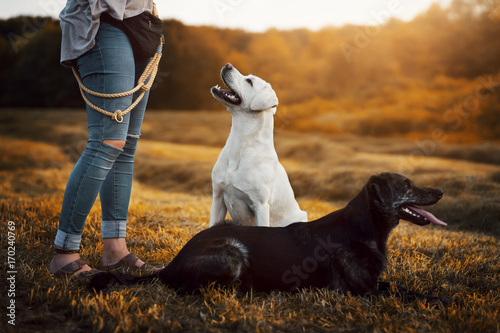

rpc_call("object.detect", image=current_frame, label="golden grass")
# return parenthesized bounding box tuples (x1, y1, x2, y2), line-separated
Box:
(1, 109, 499, 332)
(283, 74, 499, 143)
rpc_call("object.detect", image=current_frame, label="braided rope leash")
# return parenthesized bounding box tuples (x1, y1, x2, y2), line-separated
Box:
(72, 3, 163, 123)
(71, 50, 161, 123)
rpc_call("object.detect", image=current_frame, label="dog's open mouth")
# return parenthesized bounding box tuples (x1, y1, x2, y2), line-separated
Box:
(399, 206, 447, 226)
(211, 84, 241, 105)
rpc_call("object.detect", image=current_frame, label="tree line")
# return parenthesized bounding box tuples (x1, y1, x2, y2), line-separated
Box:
(0, 0, 499, 138)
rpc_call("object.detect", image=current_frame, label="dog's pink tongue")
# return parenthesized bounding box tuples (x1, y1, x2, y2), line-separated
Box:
(411, 207, 447, 226)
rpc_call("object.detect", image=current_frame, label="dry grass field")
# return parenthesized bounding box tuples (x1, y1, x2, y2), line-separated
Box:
(1, 108, 499, 332)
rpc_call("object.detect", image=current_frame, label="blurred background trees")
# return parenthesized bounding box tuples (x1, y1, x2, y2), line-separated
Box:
(1, 0, 499, 140)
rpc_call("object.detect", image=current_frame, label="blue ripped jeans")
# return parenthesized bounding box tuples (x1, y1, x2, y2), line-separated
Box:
(55, 22, 150, 250)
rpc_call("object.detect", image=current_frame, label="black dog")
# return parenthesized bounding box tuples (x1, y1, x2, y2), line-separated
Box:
(89, 173, 447, 296)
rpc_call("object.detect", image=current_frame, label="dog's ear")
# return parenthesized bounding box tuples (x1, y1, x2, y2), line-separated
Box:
(250, 87, 279, 113)
(367, 176, 393, 208)
(368, 181, 384, 205)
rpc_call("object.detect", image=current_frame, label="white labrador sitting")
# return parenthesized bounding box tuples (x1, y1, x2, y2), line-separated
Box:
(209, 63, 307, 227)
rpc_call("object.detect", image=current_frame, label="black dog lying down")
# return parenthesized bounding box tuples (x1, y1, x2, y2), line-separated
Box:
(90, 173, 447, 298)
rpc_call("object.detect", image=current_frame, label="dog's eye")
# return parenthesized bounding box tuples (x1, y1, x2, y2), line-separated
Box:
(246, 78, 253, 86)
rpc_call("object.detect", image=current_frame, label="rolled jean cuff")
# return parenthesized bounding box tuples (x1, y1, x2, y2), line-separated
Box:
(102, 220, 127, 239)
(54, 229, 82, 251)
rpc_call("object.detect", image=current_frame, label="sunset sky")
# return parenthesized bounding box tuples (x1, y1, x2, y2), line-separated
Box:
(2, 0, 453, 31)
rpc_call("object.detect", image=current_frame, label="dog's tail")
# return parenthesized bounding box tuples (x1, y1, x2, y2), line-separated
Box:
(88, 271, 160, 292)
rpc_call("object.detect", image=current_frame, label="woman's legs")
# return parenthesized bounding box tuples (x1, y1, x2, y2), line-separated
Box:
(51, 22, 138, 275)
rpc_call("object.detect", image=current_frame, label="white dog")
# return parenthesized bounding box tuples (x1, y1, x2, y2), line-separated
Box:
(209, 63, 307, 227)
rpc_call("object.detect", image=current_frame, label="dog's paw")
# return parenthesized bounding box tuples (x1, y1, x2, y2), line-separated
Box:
(88, 272, 116, 292)
(213, 219, 241, 227)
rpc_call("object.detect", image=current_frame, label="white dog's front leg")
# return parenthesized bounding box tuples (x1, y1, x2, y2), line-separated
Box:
(253, 202, 270, 227)
(209, 196, 227, 227)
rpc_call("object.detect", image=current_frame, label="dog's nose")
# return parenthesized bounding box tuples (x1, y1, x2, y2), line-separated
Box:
(226, 63, 233, 70)
(436, 189, 443, 198)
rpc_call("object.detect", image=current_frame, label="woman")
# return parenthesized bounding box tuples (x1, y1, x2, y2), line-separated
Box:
(50, 0, 162, 278)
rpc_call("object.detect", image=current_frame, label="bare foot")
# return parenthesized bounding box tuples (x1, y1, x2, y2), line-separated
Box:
(100, 238, 164, 270)
(100, 238, 145, 267)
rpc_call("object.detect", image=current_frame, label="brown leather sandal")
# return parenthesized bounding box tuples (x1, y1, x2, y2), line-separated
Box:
(52, 248, 100, 280)
(97, 253, 162, 273)
(52, 258, 101, 280)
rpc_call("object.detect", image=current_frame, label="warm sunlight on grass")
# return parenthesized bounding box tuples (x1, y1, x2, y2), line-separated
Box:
(1, 109, 499, 332)
(284, 74, 500, 143)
